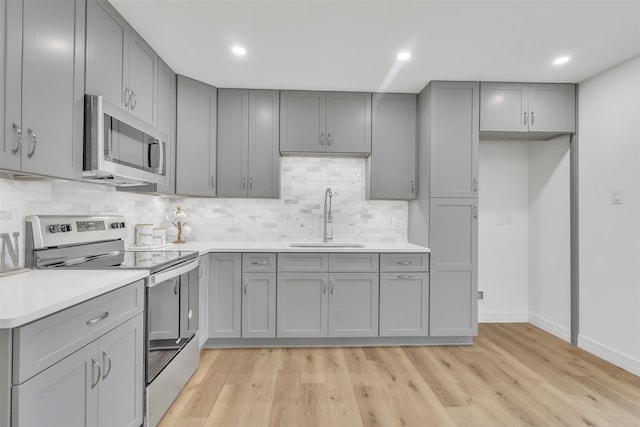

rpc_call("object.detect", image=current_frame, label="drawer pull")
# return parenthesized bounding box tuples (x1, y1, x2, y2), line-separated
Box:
(397, 261, 412, 265)
(397, 275, 413, 279)
(251, 261, 268, 266)
(91, 357, 100, 389)
(102, 351, 112, 380)
(86, 311, 110, 325)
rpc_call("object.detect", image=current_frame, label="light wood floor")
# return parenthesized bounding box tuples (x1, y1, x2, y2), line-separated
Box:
(159, 324, 640, 426)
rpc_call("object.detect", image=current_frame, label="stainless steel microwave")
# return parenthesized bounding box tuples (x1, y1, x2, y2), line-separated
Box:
(83, 95, 167, 186)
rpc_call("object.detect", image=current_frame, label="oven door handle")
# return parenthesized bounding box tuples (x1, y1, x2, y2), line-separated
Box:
(148, 259, 199, 287)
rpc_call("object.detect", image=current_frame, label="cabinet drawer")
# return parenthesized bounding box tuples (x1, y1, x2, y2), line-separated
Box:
(380, 253, 429, 272)
(328, 253, 379, 272)
(13, 280, 144, 384)
(242, 253, 276, 272)
(278, 253, 328, 272)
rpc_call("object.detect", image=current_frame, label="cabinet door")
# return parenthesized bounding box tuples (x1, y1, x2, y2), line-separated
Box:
(429, 82, 479, 198)
(1, 0, 21, 172)
(198, 254, 210, 347)
(248, 90, 280, 198)
(242, 273, 276, 338)
(176, 75, 217, 196)
(85, 0, 128, 108)
(97, 314, 143, 427)
(19, 0, 84, 180)
(326, 92, 371, 154)
(277, 273, 328, 337)
(328, 273, 378, 337)
(128, 30, 157, 125)
(379, 272, 429, 336)
(369, 93, 417, 200)
(217, 89, 249, 197)
(156, 59, 176, 194)
(12, 342, 99, 427)
(280, 91, 326, 153)
(209, 253, 242, 338)
(479, 82, 528, 132)
(528, 84, 576, 133)
(429, 198, 478, 336)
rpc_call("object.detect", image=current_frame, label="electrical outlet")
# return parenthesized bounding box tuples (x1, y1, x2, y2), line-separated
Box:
(477, 291, 484, 300)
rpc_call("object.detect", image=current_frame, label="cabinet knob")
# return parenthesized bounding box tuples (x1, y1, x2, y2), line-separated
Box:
(320, 133, 325, 146)
(102, 351, 112, 380)
(397, 275, 412, 280)
(524, 111, 528, 126)
(27, 128, 38, 159)
(210, 177, 216, 190)
(530, 111, 535, 126)
(11, 123, 22, 155)
(243, 279, 247, 294)
(91, 358, 101, 389)
(130, 91, 137, 110)
(473, 177, 479, 192)
(473, 205, 478, 219)
(327, 133, 332, 146)
(411, 180, 415, 194)
(123, 87, 130, 107)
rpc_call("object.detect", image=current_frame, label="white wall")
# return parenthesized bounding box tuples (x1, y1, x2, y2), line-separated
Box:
(478, 141, 530, 322)
(578, 55, 640, 376)
(528, 136, 571, 341)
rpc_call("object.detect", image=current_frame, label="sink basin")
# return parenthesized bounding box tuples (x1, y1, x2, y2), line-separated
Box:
(289, 243, 365, 248)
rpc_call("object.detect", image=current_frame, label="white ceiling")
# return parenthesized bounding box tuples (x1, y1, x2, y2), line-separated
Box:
(110, 0, 640, 93)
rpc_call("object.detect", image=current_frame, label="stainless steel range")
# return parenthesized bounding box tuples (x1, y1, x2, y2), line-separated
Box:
(25, 215, 200, 427)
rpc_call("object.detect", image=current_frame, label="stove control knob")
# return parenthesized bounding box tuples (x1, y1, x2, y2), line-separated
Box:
(111, 222, 118, 229)
(120, 222, 126, 228)
(48, 224, 61, 233)
(61, 224, 72, 232)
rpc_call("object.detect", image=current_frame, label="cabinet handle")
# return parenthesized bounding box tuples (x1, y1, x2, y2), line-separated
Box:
(26, 128, 37, 158)
(11, 123, 22, 155)
(210, 177, 216, 190)
(397, 275, 412, 279)
(474, 205, 478, 219)
(243, 279, 247, 294)
(531, 111, 535, 125)
(397, 261, 411, 265)
(130, 91, 137, 110)
(322, 279, 327, 294)
(329, 278, 334, 294)
(251, 261, 268, 266)
(327, 133, 332, 146)
(249, 177, 253, 190)
(473, 177, 479, 192)
(86, 311, 109, 325)
(91, 357, 101, 389)
(524, 112, 528, 126)
(411, 180, 415, 194)
(242, 177, 246, 190)
(320, 133, 325, 146)
(173, 279, 178, 295)
(198, 266, 202, 279)
(123, 87, 130, 107)
(102, 350, 112, 380)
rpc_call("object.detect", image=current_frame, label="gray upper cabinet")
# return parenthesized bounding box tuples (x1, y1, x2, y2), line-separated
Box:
(369, 93, 417, 200)
(480, 82, 575, 134)
(428, 81, 480, 199)
(209, 253, 242, 338)
(176, 75, 217, 197)
(86, 0, 157, 124)
(155, 59, 176, 194)
(217, 89, 280, 198)
(429, 198, 478, 337)
(280, 91, 371, 155)
(2, 0, 84, 180)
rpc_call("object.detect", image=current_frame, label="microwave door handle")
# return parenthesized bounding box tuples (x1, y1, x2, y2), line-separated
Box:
(158, 139, 166, 175)
(148, 139, 161, 172)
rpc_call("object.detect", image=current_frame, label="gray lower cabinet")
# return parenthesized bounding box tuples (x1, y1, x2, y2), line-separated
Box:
(327, 273, 379, 337)
(426, 81, 480, 199)
(277, 273, 328, 338)
(2, 0, 84, 180)
(429, 198, 478, 337)
(11, 309, 144, 427)
(217, 89, 280, 198)
(280, 91, 371, 155)
(209, 253, 242, 338)
(369, 93, 417, 200)
(242, 273, 277, 338)
(379, 272, 429, 336)
(198, 254, 210, 347)
(480, 82, 575, 134)
(86, 0, 157, 125)
(176, 75, 217, 196)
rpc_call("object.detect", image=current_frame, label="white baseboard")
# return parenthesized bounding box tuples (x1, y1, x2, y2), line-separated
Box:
(528, 313, 571, 342)
(479, 312, 528, 323)
(579, 335, 640, 377)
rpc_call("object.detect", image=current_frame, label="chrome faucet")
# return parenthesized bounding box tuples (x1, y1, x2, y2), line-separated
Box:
(323, 187, 334, 243)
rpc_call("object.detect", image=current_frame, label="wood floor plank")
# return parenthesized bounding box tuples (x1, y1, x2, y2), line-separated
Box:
(158, 324, 640, 427)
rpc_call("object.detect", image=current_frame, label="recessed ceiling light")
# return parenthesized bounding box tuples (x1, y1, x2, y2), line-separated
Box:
(232, 46, 246, 56)
(397, 51, 411, 61)
(553, 56, 570, 65)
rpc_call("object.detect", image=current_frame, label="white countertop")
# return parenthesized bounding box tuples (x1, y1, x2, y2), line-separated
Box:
(0, 270, 148, 329)
(155, 241, 430, 256)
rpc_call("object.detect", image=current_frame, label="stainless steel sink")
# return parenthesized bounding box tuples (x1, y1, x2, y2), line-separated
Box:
(289, 243, 365, 248)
